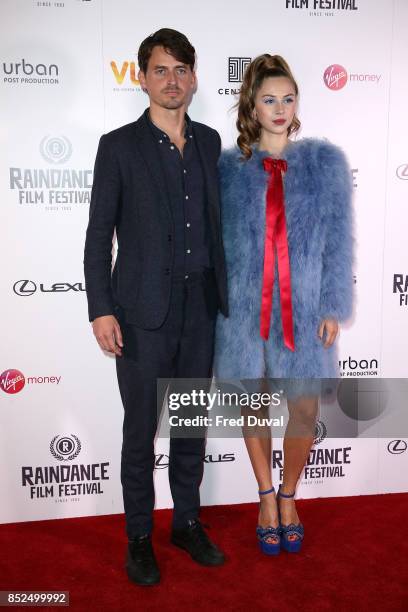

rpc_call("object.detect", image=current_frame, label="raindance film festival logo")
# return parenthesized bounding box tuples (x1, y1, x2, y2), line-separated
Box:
(13, 279, 85, 296)
(324, 64, 381, 90)
(314, 420, 327, 445)
(218, 57, 251, 96)
(274, 420, 351, 482)
(2, 58, 60, 85)
(0, 369, 62, 394)
(110, 59, 142, 92)
(285, 0, 358, 16)
(9, 135, 93, 211)
(393, 274, 408, 306)
(21, 435, 110, 501)
(339, 356, 379, 377)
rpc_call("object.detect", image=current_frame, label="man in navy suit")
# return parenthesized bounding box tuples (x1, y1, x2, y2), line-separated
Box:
(84, 29, 228, 586)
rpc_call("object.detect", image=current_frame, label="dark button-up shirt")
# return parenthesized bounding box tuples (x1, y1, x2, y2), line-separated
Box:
(144, 109, 212, 280)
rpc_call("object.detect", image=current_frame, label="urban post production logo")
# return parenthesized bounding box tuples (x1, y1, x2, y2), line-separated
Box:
(13, 280, 85, 296)
(9, 136, 92, 211)
(0, 369, 62, 394)
(396, 164, 408, 180)
(339, 356, 379, 377)
(21, 435, 110, 501)
(2, 59, 60, 85)
(387, 440, 407, 455)
(218, 57, 251, 96)
(0, 369, 26, 394)
(324, 64, 381, 90)
(393, 274, 408, 306)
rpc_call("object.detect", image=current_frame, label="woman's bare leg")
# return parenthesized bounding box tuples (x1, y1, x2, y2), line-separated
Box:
(279, 395, 318, 538)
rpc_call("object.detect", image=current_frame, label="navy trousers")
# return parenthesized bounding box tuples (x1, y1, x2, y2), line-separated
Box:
(115, 268, 218, 539)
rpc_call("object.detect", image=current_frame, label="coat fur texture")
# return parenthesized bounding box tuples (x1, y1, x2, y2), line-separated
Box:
(213, 138, 354, 380)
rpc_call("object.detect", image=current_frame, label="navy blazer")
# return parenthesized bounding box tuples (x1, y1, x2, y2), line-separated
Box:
(84, 112, 228, 327)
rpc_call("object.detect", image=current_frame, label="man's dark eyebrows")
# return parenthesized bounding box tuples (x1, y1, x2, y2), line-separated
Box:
(152, 63, 188, 69)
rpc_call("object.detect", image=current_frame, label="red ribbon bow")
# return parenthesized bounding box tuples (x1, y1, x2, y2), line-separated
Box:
(260, 157, 295, 351)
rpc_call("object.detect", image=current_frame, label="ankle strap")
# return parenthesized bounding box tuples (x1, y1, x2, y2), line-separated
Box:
(278, 485, 295, 498)
(258, 486, 275, 495)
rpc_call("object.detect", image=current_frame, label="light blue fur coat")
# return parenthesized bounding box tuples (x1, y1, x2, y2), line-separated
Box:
(213, 138, 354, 380)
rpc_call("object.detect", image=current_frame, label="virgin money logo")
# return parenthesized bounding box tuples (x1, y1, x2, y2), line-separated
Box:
(324, 65, 348, 90)
(0, 369, 26, 394)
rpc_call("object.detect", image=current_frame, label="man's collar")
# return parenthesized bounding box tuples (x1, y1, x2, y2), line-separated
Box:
(144, 107, 192, 140)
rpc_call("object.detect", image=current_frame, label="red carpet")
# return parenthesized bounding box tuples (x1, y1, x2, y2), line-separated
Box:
(1, 494, 407, 611)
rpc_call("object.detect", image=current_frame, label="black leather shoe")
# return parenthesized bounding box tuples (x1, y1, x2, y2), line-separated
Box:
(126, 534, 160, 586)
(171, 519, 225, 566)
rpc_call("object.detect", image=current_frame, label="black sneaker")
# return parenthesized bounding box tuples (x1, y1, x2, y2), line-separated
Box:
(171, 519, 225, 566)
(126, 534, 160, 586)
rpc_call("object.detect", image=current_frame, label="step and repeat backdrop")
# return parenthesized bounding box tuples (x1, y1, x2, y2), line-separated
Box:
(1, 0, 407, 524)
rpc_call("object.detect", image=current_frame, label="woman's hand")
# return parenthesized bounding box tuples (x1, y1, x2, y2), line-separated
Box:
(318, 318, 338, 348)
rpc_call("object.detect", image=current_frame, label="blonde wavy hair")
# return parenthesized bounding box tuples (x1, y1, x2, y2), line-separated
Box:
(236, 54, 301, 160)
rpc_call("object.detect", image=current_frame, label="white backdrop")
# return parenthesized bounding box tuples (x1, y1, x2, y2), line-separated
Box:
(1, 0, 407, 524)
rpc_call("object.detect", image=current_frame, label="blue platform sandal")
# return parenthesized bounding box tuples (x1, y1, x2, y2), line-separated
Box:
(256, 487, 281, 555)
(277, 484, 304, 553)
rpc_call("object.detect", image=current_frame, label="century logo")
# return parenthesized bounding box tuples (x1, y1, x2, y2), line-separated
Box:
(218, 57, 251, 96)
(396, 164, 408, 180)
(13, 280, 86, 296)
(228, 57, 251, 83)
(387, 439, 407, 454)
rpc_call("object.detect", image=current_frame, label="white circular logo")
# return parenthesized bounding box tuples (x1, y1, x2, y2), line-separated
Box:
(50, 435, 81, 461)
(40, 135, 72, 164)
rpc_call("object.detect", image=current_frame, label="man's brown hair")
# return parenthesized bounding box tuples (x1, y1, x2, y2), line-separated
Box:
(138, 28, 195, 74)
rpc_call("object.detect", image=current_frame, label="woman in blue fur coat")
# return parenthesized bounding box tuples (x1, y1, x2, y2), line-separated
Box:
(214, 54, 354, 555)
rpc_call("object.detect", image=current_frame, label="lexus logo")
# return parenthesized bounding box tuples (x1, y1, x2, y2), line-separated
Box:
(13, 280, 86, 295)
(154, 454, 169, 469)
(13, 280, 37, 296)
(387, 439, 407, 454)
(396, 164, 408, 180)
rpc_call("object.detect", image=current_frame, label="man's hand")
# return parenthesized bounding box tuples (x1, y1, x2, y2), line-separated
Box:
(92, 315, 123, 356)
(318, 318, 339, 348)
